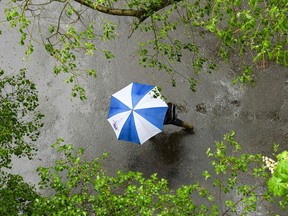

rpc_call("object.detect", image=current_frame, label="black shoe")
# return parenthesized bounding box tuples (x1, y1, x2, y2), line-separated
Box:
(183, 127, 194, 134)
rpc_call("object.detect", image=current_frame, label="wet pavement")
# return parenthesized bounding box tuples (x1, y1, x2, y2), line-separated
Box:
(1, 9, 288, 213)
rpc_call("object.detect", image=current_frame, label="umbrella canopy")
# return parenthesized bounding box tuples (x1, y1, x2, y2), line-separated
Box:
(107, 82, 168, 144)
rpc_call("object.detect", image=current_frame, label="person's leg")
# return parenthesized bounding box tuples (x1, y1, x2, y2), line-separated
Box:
(172, 119, 184, 127)
(172, 119, 194, 131)
(181, 121, 194, 132)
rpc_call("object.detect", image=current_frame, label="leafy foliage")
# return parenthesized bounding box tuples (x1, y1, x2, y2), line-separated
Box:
(0, 133, 278, 215)
(33, 138, 219, 215)
(205, 132, 288, 213)
(2, 0, 287, 97)
(205, 131, 272, 215)
(0, 68, 44, 168)
(1, 1, 287, 215)
(267, 151, 288, 204)
(0, 171, 39, 216)
(206, 0, 288, 83)
(0, 69, 43, 215)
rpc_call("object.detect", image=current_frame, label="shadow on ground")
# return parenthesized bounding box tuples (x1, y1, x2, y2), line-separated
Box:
(127, 130, 193, 186)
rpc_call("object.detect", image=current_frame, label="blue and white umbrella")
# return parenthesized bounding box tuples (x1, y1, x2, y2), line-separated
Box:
(107, 82, 168, 144)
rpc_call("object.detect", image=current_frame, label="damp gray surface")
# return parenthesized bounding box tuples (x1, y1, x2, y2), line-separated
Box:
(1, 6, 288, 215)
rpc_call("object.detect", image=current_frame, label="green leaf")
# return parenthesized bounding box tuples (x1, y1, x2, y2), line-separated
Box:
(268, 176, 287, 197)
(88, 69, 97, 77)
(203, 170, 211, 180)
(103, 50, 115, 59)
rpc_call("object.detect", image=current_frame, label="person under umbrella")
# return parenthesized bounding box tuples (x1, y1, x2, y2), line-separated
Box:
(164, 102, 194, 133)
(107, 82, 194, 145)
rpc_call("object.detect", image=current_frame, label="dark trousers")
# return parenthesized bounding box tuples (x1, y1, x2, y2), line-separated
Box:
(164, 103, 193, 130)
(165, 118, 184, 127)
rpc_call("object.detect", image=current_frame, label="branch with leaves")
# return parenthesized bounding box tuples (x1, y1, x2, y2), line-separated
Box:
(73, 0, 182, 22)
(1, 0, 288, 99)
(0, 68, 44, 169)
(1, 129, 288, 214)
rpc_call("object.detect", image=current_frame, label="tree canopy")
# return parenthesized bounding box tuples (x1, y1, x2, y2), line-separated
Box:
(1, 0, 287, 96)
(0, 68, 43, 215)
(0, 68, 43, 168)
(1, 131, 288, 215)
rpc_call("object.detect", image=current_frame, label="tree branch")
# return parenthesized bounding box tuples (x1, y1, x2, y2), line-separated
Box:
(73, 0, 143, 18)
(73, 0, 181, 23)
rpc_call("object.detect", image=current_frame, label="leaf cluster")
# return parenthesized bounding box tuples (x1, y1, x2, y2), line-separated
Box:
(267, 151, 288, 209)
(0, 132, 288, 215)
(0, 69, 44, 168)
(0, 69, 43, 215)
(0, 171, 39, 216)
(206, 0, 288, 84)
(32, 138, 220, 215)
(204, 131, 285, 215)
(3, 0, 287, 96)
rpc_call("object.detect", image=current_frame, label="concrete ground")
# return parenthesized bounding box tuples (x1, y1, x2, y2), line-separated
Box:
(1, 7, 288, 215)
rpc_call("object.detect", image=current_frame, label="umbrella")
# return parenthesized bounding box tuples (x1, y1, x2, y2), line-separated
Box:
(107, 82, 168, 144)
